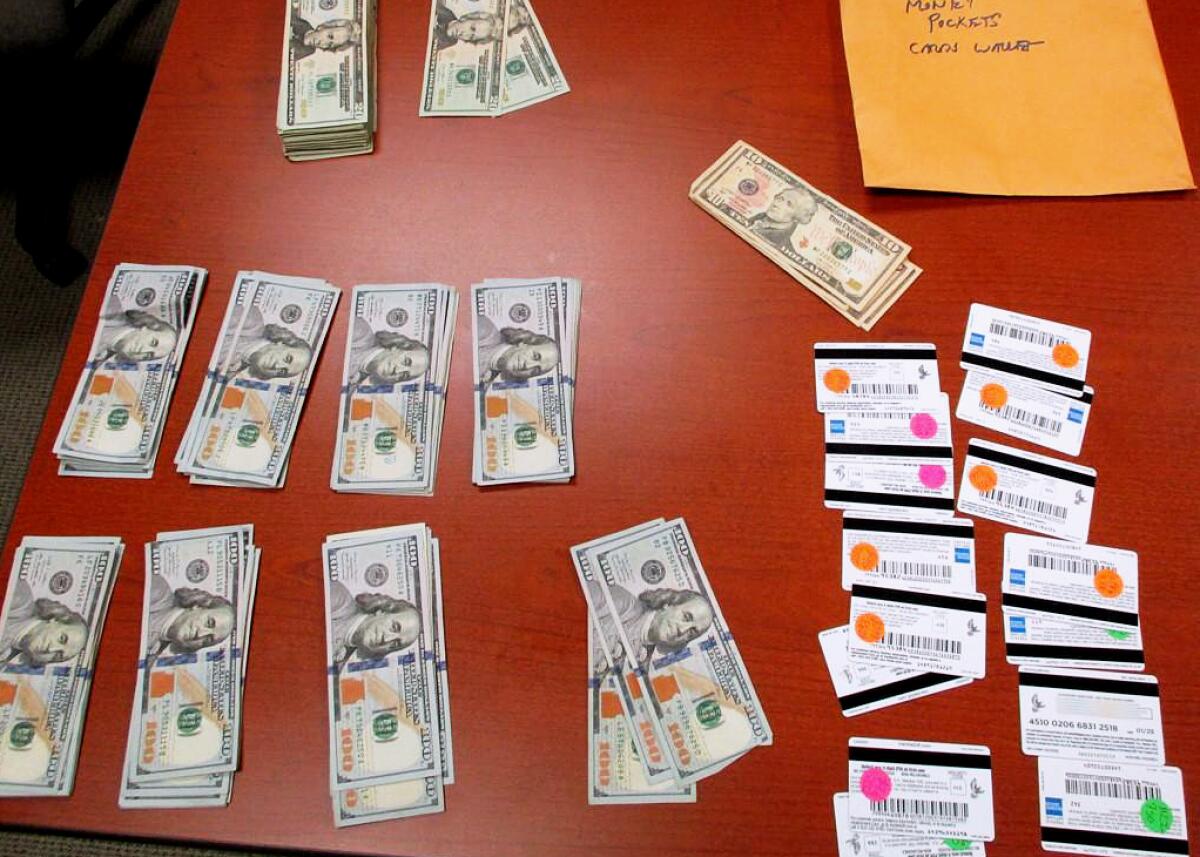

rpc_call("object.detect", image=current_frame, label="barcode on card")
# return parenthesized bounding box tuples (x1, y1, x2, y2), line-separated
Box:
(988, 321, 1066, 348)
(847, 383, 919, 397)
(1065, 778, 1162, 801)
(882, 632, 962, 654)
(980, 489, 1067, 520)
(878, 561, 953, 581)
(851, 411, 916, 420)
(869, 798, 970, 819)
(1029, 552, 1105, 576)
(982, 402, 1062, 434)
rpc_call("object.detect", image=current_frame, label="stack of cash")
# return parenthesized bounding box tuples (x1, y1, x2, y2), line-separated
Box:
(420, 0, 569, 116)
(471, 277, 580, 486)
(322, 525, 452, 826)
(277, 0, 377, 161)
(119, 524, 260, 809)
(0, 535, 124, 797)
(572, 518, 772, 803)
(54, 263, 207, 478)
(175, 271, 340, 489)
(331, 284, 458, 495)
(690, 141, 921, 330)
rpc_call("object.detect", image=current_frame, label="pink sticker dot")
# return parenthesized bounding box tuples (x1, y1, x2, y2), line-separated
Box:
(910, 412, 938, 440)
(861, 767, 892, 802)
(918, 464, 947, 489)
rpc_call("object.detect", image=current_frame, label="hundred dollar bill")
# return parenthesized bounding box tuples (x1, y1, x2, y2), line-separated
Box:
(592, 518, 773, 784)
(690, 141, 912, 313)
(120, 529, 258, 808)
(322, 526, 441, 792)
(573, 520, 676, 786)
(588, 620, 695, 804)
(127, 527, 250, 782)
(333, 776, 444, 827)
(471, 278, 578, 485)
(118, 714, 232, 808)
(331, 285, 457, 495)
(177, 271, 339, 488)
(429, 537, 453, 783)
(420, 0, 508, 116)
(498, 0, 569, 114)
(277, 0, 376, 160)
(54, 264, 206, 477)
(0, 536, 123, 796)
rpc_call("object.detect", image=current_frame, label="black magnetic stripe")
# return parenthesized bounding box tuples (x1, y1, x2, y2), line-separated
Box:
(1041, 828, 1187, 854)
(967, 443, 1096, 486)
(1002, 594, 1138, 628)
(848, 746, 991, 769)
(843, 517, 974, 538)
(1007, 643, 1144, 664)
(961, 351, 1085, 393)
(827, 443, 953, 458)
(853, 584, 987, 613)
(816, 347, 937, 360)
(1077, 388, 1095, 405)
(827, 490, 955, 512)
(1019, 671, 1159, 697)
(840, 673, 964, 711)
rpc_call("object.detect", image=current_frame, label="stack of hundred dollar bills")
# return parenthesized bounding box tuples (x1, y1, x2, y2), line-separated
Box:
(54, 263, 206, 478)
(690, 141, 922, 330)
(572, 518, 773, 804)
(0, 535, 124, 797)
(175, 271, 340, 489)
(420, 0, 568, 116)
(471, 277, 580, 485)
(277, 0, 377, 160)
(331, 284, 458, 495)
(119, 524, 260, 809)
(322, 525, 453, 826)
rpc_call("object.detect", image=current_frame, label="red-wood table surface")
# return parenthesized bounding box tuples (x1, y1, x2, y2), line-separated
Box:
(3, 1, 1199, 855)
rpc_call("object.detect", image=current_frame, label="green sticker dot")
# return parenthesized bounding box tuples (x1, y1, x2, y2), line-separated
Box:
(942, 839, 972, 852)
(1106, 629, 1131, 641)
(1141, 798, 1173, 833)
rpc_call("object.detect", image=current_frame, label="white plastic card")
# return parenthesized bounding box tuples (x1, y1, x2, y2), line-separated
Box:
(957, 439, 1096, 543)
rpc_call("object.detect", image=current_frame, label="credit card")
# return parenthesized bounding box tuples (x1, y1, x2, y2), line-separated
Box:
(815, 343, 941, 412)
(958, 439, 1096, 542)
(848, 737, 995, 841)
(1019, 667, 1164, 766)
(833, 792, 986, 856)
(1038, 757, 1188, 856)
(1005, 609, 1145, 672)
(957, 369, 1093, 456)
(1004, 535, 1138, 628)
(842, 513, 976, 594)
(961, 304, 1091, 397)
(819, 626, 972, 717)
(849, 584, 987, 679)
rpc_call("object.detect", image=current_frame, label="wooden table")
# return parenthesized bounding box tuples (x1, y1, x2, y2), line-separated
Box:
(3, 0, 1199, 854)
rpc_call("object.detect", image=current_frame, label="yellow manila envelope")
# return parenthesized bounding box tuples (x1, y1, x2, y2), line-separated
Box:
(839, 0, 1194, 195)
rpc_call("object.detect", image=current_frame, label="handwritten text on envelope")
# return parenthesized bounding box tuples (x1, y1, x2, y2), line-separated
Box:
(839, 0, 1194, 196)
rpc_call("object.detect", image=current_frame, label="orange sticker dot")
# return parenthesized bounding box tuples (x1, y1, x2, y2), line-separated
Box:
(1052, 342, 1080, 368)
(1094, 568, 1124, 599)
(850, 542, 879, 571)
(969, 464, 998, 493)
(854, 612, 886, 643)
(823, 368, 851, 394)
(979, 383, 1008, 410)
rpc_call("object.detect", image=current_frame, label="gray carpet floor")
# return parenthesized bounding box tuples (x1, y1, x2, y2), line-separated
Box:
(0, 2, 283, 855)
